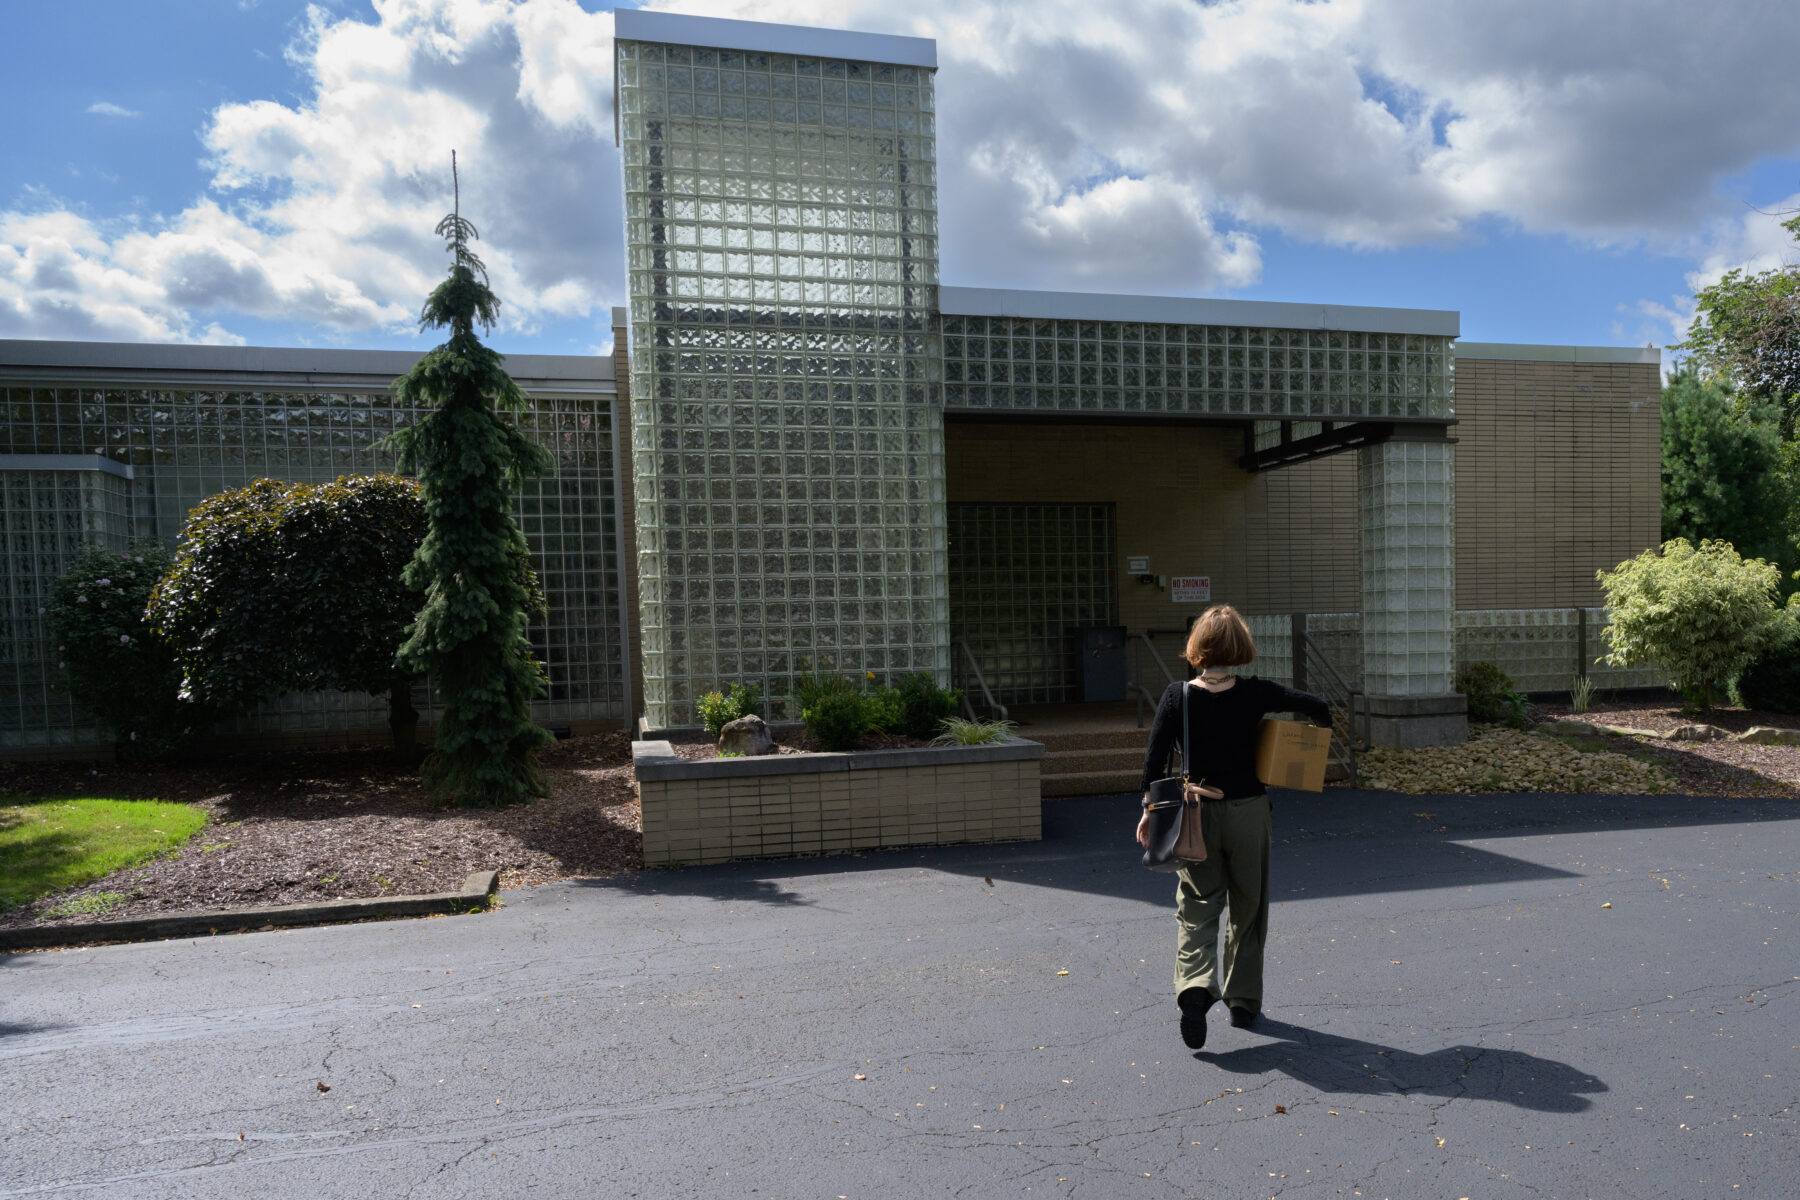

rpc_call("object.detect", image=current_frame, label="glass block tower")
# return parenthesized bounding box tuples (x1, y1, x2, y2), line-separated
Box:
(616, 11, 949, 726)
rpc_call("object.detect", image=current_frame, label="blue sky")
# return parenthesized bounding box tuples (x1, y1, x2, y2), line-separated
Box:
(4, 0, 1798, 358)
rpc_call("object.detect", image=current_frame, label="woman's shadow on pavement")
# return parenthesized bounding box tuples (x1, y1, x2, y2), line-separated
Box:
(1198, 1017, 1605, 1112)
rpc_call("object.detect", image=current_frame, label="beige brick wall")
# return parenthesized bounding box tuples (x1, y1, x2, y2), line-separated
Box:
(944, 421, 1360, 627)
(1453, 356, 1661, 609)
(640, 756, 1042, 866)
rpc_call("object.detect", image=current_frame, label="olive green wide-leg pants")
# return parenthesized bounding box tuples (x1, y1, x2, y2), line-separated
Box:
(1173, 794, 1271, 1011)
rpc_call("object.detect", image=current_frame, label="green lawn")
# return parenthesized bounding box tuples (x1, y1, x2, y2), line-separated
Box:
(0, 797, 207, 913)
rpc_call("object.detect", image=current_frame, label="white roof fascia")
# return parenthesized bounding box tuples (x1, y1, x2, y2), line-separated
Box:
(0, 340, 615, 394)
(613, 10, 937, 69)
(939, 286, 1459, 338)
(1454, 342, 1660, 365)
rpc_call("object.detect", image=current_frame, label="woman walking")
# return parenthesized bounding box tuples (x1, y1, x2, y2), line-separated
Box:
(1136, 604, 1330, 1049)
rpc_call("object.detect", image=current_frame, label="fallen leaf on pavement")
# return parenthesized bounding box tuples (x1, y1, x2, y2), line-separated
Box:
(316, 1082, 330, 1093)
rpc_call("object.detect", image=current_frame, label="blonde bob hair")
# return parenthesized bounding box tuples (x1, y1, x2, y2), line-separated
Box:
(1183, 604, 1256, 669)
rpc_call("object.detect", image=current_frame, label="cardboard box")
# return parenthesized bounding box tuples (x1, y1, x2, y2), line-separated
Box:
(1255, 718, 1332, 792)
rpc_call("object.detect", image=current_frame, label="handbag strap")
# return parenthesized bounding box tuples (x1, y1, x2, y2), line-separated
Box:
(1180, 681, 1191, 784)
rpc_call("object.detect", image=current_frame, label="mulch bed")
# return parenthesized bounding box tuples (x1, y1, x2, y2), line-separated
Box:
(1534, 695, 1800, 798)
(0, 727, 934, 930)
(0, 732, 646, 931)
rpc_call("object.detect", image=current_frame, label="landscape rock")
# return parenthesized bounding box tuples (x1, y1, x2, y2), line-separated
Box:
(1733, 725, 1800, 746)
(1665, 724, 1728, 742)
(719, 714, 777, 756)
(1542, 719, 1600, 737)
(1597, 724, 1665, 739)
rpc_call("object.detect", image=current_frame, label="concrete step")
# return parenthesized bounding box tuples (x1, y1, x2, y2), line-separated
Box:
(1041, 769, 1142, 798)
(1043, 746, 1145, 775)
(1024, 726, 1151, 753)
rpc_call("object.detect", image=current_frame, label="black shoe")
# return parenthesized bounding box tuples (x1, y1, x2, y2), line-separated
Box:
(1178, 988, 1216, 1049)
(1227, 1005, 1259, 1029)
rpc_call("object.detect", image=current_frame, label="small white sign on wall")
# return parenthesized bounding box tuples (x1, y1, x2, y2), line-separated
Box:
(1125, 555, 1150, 574)
(1171, 576, 1212, 604)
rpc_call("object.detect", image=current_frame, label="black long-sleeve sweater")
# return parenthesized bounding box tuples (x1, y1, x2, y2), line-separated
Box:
(1138, 676, 1332, 798)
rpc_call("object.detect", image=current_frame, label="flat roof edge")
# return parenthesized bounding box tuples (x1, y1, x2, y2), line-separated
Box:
(1454, 342, 1661, 365)
(939, 286, 1459, 337)
(614, 10, 936, 69)
(0, 339, 615, 384)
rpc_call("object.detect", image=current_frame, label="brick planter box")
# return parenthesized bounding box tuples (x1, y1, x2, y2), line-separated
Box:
(632, 738, 1045, 867)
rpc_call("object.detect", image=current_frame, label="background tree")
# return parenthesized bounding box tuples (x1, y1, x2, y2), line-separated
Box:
(46, 542, 204, 760)
(146, 474, 427, 750)
(1596, 538, 1784, 712)
(382, 171, 553, 807)
(1677, 212, 1800, 438)
(1660, 370, 1792, 573)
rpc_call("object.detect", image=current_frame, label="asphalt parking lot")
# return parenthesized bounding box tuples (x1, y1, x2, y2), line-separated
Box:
(4, 787, 1797, 1199)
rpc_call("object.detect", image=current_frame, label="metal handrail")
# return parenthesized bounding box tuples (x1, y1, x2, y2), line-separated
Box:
(1129, 682, 1159, 729)
(1135, 632, 1178, 687)
(1130, 632, 1178, 729)
(1294, 627, 1362, 786)
(953, 637, 1008, 723)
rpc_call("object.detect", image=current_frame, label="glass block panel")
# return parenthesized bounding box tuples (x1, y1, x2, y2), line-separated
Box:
(620, 32, 949, 726)
(1358, 439, 1455, 696)
(0, 385, 623, 750)
(947, 503, 1117, 706)
(940, 315, 1455, 421)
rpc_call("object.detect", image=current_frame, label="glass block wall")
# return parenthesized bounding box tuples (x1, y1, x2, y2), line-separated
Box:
(1244, 610, 1661, 695)
(618, 33, 948, 725)
(0, 385, 623, 749)
(948, 503, 1117, 706)
(1358, 439, 1456, 696)
(941, 317, 1453, 421)
(1, 462, 135, 746)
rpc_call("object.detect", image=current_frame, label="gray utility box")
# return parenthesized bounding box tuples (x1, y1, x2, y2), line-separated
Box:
(1073, 625, 1128, 702)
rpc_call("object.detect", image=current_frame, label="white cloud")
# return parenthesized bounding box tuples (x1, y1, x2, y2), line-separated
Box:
(5, 0, 620, 344)
(85, 101, 141, 118)
(7, 0, 1800, 343)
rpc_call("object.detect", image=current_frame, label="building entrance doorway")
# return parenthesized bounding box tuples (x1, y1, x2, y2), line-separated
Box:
(948, 502, 1118, 706)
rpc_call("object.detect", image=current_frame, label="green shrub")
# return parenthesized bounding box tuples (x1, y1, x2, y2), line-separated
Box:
(1597, 538, 1785, 711)
(1455, 661, 1529, 728)
(1569, 674, 1594, 715)
(895, 672, 961, 739)
(147, 474, 429, 748)
(697, 683, 761, 739)
(45, 543, 207, 760)
(865, 685, 903, 734)
(932, 717, 1018, 746)
(1733, 611, 1800, 714)
(801, 678, 871, 751)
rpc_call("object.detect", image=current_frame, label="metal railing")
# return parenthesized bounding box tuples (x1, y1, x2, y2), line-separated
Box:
(1292, 615, 1363, 787)
(1129, 630, 1182, 728)
(953, 638, 1009, 723)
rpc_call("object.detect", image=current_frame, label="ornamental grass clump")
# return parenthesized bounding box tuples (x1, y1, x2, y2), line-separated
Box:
(382, 167, 553, 807)
(932, 717, 1018, 747)
(1596, 538, 1784, 712)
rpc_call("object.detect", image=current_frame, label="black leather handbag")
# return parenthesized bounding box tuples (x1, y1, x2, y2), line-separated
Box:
(1142, 683, 1221, 872)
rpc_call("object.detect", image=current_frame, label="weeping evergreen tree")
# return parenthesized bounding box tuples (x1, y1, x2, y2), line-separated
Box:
(385, 164, 553, 806)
